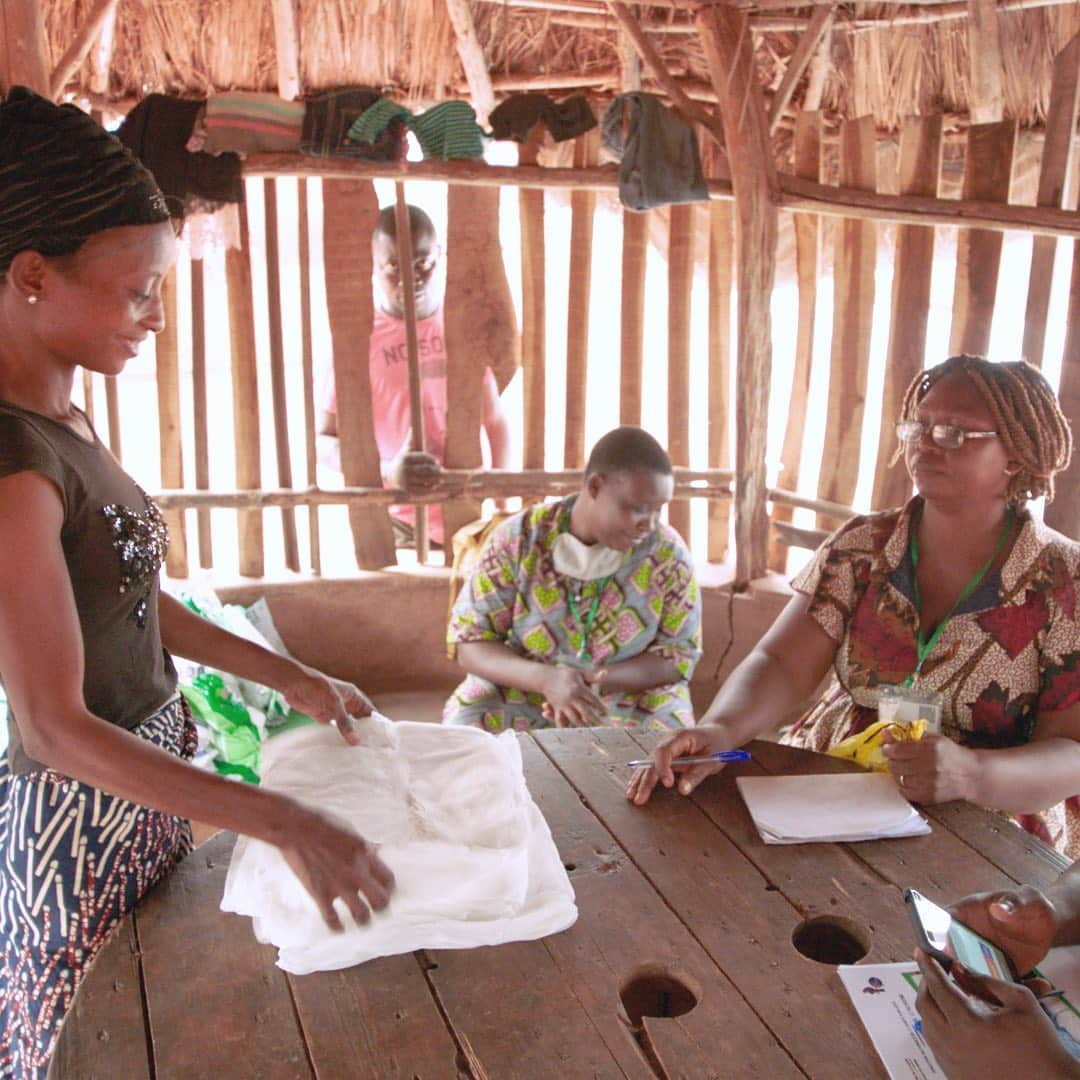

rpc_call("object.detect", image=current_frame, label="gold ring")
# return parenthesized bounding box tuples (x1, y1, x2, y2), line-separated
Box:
(899, 774, 907, 786)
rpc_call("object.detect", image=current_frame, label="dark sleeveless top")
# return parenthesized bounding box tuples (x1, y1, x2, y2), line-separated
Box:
(0, 402, 177, 773)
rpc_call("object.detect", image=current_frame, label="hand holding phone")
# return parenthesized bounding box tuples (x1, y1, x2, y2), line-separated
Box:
(905, 887, 1018, 982)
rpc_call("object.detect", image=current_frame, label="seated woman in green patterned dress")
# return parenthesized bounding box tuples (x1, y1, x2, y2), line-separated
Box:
(443, 426, 702, 733)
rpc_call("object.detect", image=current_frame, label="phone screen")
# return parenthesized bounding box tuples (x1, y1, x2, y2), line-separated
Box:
(905, 888, 1015, 980)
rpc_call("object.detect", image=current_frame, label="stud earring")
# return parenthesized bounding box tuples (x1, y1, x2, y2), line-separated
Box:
(27, 294, 39, 305)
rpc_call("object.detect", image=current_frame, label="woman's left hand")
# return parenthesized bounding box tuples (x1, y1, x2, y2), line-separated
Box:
(883, 732, 978, 803)
(280, 666, 376, 746)
(914, 949, 1080, 1079)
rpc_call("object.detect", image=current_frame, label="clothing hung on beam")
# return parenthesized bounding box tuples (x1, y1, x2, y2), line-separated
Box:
(221, 716, 577, 974)
(202, 92, 305, 156)
(347, 98, 486, 160)
(487, 93, 597, 143)
(115, 94, 243, 216)
(600, 92, 709, 211)
(301, 87, 406, 161)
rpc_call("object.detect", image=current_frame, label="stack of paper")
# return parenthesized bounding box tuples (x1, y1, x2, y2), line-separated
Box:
(736, 772, 930, 844)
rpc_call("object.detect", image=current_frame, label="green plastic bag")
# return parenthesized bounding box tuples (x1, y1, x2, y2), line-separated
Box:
(179, 673, 262, 785)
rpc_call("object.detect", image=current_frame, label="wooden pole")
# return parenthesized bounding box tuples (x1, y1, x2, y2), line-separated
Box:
(445, 0, 496, 125)
(269, 0, 301, 102)
(1044, 247, 1080, 538)
(105, 377, 123, 461)
(667, 203, 694, 542)
(620, 210, 648, 425)
(695, 5, 778, 582)
(155, 267, 188, 578)
(190, 257, 213, 568)
(872, 114, 943, 512)
(48, 0, 118, 99)
(819, 116, 877, 512)
(81, 371, 95, 426)
(967, 0, 1005, 125)
(768, 111, 822, 570)
(225, 200, 265, 577)
(393, 182, 430, 563)
(564, 130, 597, 469)
(1022, 33, 1080, 367)
(262, 179, 300, 571)
(767, 5, 835, 134)
(519, 133, 547, 471)
(0, 0, 50, 94)
(297, 180, 321, 575)
(706, 194, 733, 564)
(322, 179, 397, 568)
(949, 121, 1017, 356)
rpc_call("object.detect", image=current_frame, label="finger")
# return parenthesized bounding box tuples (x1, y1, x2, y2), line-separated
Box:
(336, 883, 372, 926)
(339, 683, 375, 718)
(366, 849, 396, 893)
(627, 767, 660, 805)
(552, 707, 571, 729)
(334, 709, 361, 745)
(313, 887, 345, 932)
(354, 853, 393, 911)
(652, 731, 699, 787)
(675, 761, 722, 796)
(953, 966, 1034, 1010)
(915, 949, 972, 1024)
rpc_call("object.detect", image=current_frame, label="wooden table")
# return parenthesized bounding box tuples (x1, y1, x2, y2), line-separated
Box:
(55, 728, 1066, 1079)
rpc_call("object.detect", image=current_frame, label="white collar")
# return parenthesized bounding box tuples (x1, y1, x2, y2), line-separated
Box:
(552, 531, 626, 580)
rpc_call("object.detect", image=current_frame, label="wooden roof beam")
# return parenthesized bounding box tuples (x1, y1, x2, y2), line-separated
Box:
(1, 0, 51, 95)
(446, 0, 496, 126)
(968, 0, 1005, 123)
(767, 4, 834, 134)
(270, 0, 301, 100)
(50, 0, 117, 100)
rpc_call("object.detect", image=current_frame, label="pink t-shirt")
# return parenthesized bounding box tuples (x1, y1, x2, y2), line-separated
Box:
(322, 306, 497, 544)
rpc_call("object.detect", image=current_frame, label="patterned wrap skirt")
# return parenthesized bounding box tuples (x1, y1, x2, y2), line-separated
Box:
(0, 697, 197, 1080)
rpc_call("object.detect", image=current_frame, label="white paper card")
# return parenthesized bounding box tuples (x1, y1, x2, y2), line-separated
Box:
(736, 772, 930, 844)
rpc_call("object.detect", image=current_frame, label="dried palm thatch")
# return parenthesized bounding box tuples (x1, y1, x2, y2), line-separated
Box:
(37, 0, 1080, 141)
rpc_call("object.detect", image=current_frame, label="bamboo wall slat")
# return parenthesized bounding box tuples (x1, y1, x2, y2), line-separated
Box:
(262, 179, 300, 571)
(564, 130, 597, 469)
(105, 376, 122, 460)
(769, 110, 821, 570)
(871, 114, 942, 512)
(819, 115, 876, 511)
(443, 185, 499, 541)
(322, 178, 397, 568)
(519, 136, 546, 470)
(706, 198, 733, 563)
(620, 210, 648, 425)
(667, 203, 694, 541)
(297, 180, 321, 575)
(156, 267, 188, 578)
(1045, 243, 1080, 539)
(949, 121, 1017, 356)
(190, 258, 213, 568)
(1022, 33, 1080, 368)
(225, 201, 265, 577)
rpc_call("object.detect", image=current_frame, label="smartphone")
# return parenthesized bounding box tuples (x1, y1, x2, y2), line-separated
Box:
(905, 887, 1017, 981)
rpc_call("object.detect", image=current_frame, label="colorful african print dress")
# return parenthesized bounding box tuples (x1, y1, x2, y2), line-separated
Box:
(444, 497, 702, 732)
(782, 498, 1080, 857)
(0, 699, 196, 1079)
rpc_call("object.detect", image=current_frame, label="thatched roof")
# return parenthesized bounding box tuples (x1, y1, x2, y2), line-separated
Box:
(42, 0, 1080, 152)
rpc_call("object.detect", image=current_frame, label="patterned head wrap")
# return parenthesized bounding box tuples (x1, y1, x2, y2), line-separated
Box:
(0, 86, 171, 274)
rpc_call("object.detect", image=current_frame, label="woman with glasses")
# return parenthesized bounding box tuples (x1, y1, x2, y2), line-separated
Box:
(628, 354, 1080, 858)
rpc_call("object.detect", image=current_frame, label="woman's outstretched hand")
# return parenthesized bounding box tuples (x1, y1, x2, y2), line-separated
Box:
(277, 805, 395, 931)
(625, 725, 732, 805)
(281, 667, 376, 745)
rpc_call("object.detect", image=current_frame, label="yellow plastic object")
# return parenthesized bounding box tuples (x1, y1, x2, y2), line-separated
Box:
(826, 718, 928, 772)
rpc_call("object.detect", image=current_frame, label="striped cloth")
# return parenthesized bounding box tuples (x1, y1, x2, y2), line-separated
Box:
(203, 92, 305, 155)
(0, 698, 196, 1080)
(348, 98, 485, 160)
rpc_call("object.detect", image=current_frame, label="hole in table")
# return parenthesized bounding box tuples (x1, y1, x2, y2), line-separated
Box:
(563, 862, 577, 872)
(619, 966, 699, 1033)
(791, 915, 871, 965)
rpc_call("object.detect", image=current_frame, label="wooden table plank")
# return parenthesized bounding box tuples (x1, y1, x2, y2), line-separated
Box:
(287, 956, 461, 1080)
(50, 919, 150, 1080)
(421, 737, 802, 1080)
(135, 835, 313, 1078)
(535, 728, 880, 1077)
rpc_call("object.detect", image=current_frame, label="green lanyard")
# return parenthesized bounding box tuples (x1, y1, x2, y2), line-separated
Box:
(566, 578, 611, 663)
(904, 509, 1013, 687)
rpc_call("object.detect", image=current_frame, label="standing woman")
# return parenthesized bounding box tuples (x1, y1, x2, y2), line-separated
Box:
(628, 356, 1080, 857)
(0, 89, 393, 1079)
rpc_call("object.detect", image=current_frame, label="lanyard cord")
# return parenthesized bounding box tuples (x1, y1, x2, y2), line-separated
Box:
(566, 578, 611, 662)
(904, 508, 1013, 686)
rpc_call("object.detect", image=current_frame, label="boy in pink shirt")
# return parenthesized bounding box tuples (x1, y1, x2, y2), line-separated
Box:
(317, 205, 512, 545)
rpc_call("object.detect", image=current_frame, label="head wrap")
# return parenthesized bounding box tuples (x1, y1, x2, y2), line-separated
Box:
(0, 86, 171, 273)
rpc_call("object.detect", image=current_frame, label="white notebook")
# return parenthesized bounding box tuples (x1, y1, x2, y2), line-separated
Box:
(736, 772, 930, 844)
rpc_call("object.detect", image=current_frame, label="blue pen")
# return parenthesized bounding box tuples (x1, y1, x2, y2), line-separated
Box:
(626, 749, 752, 768)
(913, 1020, 923, 1036)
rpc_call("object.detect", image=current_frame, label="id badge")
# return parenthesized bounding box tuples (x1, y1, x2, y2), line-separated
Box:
(878, 685, 943, 734)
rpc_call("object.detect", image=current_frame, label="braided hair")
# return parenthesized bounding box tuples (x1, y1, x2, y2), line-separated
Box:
(0, 87, 171, 276)
(896, 354, 1073, 506)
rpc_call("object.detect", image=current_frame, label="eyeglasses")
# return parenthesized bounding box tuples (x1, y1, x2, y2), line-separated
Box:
(895, 420, 999, 451)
